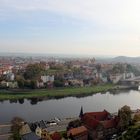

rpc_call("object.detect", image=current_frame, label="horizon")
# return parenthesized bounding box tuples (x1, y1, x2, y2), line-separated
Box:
(1, 0, 140, 56)
(1, 52, 140, 59)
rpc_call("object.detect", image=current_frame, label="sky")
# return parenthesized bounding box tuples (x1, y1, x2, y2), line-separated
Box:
(1, 0, 140, 56)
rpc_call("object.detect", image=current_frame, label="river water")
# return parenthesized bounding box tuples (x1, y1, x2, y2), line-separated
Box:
(0, 90, 140, 123)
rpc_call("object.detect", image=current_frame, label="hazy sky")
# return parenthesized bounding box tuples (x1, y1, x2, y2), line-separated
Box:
(1, 0, 140, 56)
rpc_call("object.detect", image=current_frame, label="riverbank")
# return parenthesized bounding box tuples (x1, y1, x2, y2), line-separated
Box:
(0, 84, 117, 100)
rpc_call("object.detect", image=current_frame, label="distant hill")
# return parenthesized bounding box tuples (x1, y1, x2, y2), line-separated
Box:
(97, 56, 140, 64)
(111, 56, 140, 63)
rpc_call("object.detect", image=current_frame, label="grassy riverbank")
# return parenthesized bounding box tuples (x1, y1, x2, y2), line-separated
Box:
(0, 84, 116, 100)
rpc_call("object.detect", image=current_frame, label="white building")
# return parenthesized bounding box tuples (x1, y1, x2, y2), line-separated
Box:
(41, 75, 54, 83)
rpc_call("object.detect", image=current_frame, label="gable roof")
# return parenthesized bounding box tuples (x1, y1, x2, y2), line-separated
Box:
(82, 110, 117, 129)
(67, 126, 88, 137)
(82, 114, 100, 129)
(20, 124, 31, 135)
(83, 110, 110, 121)
(101, 119, 117, 129)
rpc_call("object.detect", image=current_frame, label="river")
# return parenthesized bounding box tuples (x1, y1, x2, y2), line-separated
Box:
(0, 89, 140, 124)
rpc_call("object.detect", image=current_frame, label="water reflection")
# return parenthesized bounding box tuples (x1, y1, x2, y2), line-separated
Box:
(0, 90, 140, 123)
(18, 99, 24, 104)
(0, 89, 137, 105)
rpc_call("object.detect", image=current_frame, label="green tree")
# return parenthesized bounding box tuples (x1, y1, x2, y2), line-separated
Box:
(24, 63, 46, 80)
(112, 64, 125, 74)
(11, 117, 24, 140)
(30, 80, 37, 89)
(118, 105, 132, 130)
(16, 75, 25, 88)
(133, 114, 140, 122)
(54, 79, 64, 87)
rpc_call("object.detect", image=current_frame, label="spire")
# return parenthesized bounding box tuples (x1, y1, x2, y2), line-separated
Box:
(79, 106, 84, 118)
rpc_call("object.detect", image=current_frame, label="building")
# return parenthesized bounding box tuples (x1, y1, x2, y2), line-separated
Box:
(41, 75, 54, 83)
(81, 110, 119, 139)
(109, 73, 123, 84)
(50, 132, 62, 140)
(20, 123, 31, 136)
(41, 130, 62, 140)
(67, 126, 88, 140)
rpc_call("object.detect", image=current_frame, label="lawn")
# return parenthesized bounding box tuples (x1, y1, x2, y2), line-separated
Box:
(0, 84, 115, 100)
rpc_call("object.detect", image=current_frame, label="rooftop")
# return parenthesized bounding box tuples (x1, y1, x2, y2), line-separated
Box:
(67, 126, 87, 137)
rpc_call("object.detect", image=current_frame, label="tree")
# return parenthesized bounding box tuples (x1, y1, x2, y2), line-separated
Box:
(16, 75, 25, 88)
(133, 114, 140, 122)
(54, 76, 64, 87)
(11, 117, 24, 140)
(30, 80, 37, 89)
(112, 63, 125, 74)
(119, 125, 140, 140)
(118, 105, 132, 130)
(67, 119, 82, 130)
(24, 63, 46, 80)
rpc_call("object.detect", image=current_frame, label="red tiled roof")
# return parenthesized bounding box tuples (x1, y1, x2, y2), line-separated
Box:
(68, 126, 88, 137)
(83, 110, 110, 121)
(101, 119, 117, 129)
(81, 110, 119, 130)
(50, 132, 62, 140)
(82, 114, 100, 129)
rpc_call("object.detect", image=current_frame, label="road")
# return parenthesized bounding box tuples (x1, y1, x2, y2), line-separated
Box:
(0, 124, 12, 140)
(46, 117, 78, 132)
(0, 133, 12, 140)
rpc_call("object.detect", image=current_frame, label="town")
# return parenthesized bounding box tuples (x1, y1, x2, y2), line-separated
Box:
(2, 105, 140, 140)
(1, 0, 140, 139)
(0, 56, 139, 91)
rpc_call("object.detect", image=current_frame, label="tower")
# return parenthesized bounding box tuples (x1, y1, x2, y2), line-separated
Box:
(79, 106, 84, 118)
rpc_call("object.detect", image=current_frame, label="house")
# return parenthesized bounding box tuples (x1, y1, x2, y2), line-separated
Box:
(109, 74, 123, 84)
(81, 110, 119, 139)
(99, 73, 108, 83)
(0, 81, 8, 88)
(64, 80, 69, 87)
(68, 79, 84, 87)
(41, 129, 51, 140)
(31, 120, 47, 130)
(8, 81, 18, 88)
(37, 79, 44, 88)
(45, 63, 50, 70)
(41, 130, 62, 140)
(122, 72, 135, 80)
(67, 126, 88, 140)
(50, 132, 62, 140)
(6, 72, 15, 81)
(41, 75, 54, 83)
(20, 123, 32, 136)
(35, 126, 42, 137)
(37, 75, 54, 88)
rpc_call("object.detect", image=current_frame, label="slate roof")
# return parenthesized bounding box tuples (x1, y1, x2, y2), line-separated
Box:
(21, 132, 41, 140)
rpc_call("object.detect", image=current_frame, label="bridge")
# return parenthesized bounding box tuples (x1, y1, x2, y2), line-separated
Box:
(121, 76, 140, 88)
